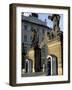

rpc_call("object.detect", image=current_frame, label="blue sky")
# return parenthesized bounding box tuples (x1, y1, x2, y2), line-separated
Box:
(23, 12, 63, 31)
(38, 13, 63, 31)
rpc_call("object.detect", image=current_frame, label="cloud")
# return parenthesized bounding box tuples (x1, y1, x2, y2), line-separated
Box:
(23, 12, 31, 16)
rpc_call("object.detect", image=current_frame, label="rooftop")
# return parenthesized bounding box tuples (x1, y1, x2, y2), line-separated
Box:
(22, 15, 51, 30)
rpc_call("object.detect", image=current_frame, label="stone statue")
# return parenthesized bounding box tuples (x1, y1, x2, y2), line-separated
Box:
(48, 14, 60, 30)
(48, 14, 60, 39)
(31, 29, 39, 47)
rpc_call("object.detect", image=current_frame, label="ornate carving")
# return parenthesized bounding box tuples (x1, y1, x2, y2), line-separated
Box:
(48, 14, 61, 40)
(48, 14, 60, 30)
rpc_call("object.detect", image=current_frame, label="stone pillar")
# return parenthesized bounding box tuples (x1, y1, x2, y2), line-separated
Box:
(34, 46, 41, 72)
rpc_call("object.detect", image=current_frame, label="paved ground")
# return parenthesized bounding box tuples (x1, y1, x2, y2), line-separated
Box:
(22, 72, 47, 77)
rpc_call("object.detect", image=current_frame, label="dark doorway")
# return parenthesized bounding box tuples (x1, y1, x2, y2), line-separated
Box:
(34, 46, 41, 72)
(25, 61, 28, 73)
(47, 58, 51, 75)
(47, 55, 58, 76)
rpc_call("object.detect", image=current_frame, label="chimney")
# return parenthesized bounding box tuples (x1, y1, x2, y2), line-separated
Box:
(32, 13, 38, 18)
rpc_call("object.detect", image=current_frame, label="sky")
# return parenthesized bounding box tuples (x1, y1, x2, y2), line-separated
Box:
(23, 12, 63, 31)
(38, 13, 63, 31)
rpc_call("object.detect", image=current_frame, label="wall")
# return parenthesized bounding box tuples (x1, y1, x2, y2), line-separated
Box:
(48, 39, 62, 75)
(0, 0, 72, 90)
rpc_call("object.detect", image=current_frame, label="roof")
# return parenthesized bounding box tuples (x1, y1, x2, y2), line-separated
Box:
(22, 15, 49, 28)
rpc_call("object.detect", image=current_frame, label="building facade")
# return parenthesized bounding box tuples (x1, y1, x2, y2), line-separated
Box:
(21, 13, 63, 76)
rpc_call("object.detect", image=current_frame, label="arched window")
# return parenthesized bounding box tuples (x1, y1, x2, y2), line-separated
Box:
(25, 59, 29, 73)
(25, 61, 28, 73)
(46, 55, 58, 76)
(47, 57, 51, 75)
(25, 59, 32, 73)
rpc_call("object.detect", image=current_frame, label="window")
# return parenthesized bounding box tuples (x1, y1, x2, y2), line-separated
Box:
(25, 61, 28, 73)
(24, 25, 27, 30)
(47, 55, 58, 76)
(24, 47, 27, 54)
(24, 35, 27, 42)
(22, 46, 27, 55)
(30, 36, 32, 41)
(47, 58, 51, 75)
(37, 28, 39, 32)
(42, 29, 45, 34)
(25, 59, 33, 73)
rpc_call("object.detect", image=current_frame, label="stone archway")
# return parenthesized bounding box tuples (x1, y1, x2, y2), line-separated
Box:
(46, 55, 58, 76)
(25, 59, 32, 73)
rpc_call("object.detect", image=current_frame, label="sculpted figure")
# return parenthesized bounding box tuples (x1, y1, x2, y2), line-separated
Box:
(31, 29, 39, 47)
(48, 14, 60, 39)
